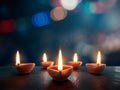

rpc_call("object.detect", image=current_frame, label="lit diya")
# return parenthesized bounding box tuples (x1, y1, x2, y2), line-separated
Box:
(16, 50, 35, 74)
(68, 53, 82, 69)
(41, 53, 54, 68)
(47, 49, 73, 81)
(86, 51, 106, 74)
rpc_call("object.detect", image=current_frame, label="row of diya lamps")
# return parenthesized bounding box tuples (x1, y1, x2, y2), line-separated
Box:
(16, 49, 106, 81)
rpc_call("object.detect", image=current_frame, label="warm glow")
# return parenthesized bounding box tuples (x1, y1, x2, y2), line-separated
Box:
(50, 7, 67, 21)
(73, 53, 78, 62)
(60, 0, 79, 10)
(58, 49, 63, 71)
(43, 53, 47, 62)
(16, 50, 20, 65)
(96, 51, 101, 64)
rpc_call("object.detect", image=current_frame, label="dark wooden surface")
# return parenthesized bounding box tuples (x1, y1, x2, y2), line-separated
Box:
(0, 66, 120, 90)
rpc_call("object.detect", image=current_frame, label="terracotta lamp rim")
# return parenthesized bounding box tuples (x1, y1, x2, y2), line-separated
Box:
(86, 63, 106, 74)
(47, 65, 73, 70)
(86, 63, 106, 66)
(16, 63, 35, 66)
(47, 65, 73, 81)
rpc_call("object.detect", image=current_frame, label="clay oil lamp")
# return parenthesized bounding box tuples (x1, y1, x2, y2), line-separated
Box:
(86, 51, 106, 74)
(41, 53, 54, 68)
(16, 50, 35, 74)
(47, 49, 73, 81)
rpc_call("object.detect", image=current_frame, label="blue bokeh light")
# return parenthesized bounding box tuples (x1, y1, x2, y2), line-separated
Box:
(32, 12, 51, 27)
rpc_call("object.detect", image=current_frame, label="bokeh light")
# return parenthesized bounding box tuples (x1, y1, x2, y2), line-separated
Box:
(83, 2, 93, 14)
(32, 12, 51, 27)
(0, 0, 120, 66)
(50, 0, 61, 8)
(60, 0, 80, 10)
(50, 7, 67, 21)
(16, 17, 31, 35)
(94, 2, 105, 14)
(104, 11, 120, 30)
(83, 2, 105, 14)
(102, 33, 120, 52)
(0, 19, 16, 33)
(101, 0, 117, 9)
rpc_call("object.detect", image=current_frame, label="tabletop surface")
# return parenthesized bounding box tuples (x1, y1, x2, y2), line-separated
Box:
(0, 66, 120, 90)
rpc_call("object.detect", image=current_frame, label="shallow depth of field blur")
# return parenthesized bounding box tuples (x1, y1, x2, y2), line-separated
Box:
(0, 0, 120, 66)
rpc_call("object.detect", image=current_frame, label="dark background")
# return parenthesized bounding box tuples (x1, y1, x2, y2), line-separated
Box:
(0, 0, 120, 66)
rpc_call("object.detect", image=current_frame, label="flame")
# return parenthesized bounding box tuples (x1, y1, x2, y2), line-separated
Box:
(73, 53, 78, 62)
(96, 51, 101, 64)
(58, 49, 63, 71)
(16, 50, 20, 65)
(43, 53, 47, 62)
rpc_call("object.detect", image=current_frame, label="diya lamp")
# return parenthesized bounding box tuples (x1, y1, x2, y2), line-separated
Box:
(47, 49, 73, 81)
(41, 53, 54, 68)
(86, 51, 106, 74)
(16, 50, 35, 74)
(68, 53, 82, 69)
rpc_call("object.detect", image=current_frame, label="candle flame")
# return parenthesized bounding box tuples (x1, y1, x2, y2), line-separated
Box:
(73, 53, 78, 62)
(16, 50, 20, 65)
(58, 49, 63, 71)
(43, 53, 47, 62)
(96, 51, 101, 64)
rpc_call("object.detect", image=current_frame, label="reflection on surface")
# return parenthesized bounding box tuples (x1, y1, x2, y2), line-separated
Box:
(114, 67, 120, 72)
(40, 69, 52, 85)
(0, 74, 31, 90)
(45, 80, 75, 90)
(68, 68, 120, 90)
(0, 67, 120, 90)
(78, 73, 117, 90)
(85, 75, 107, 90)
(41, 69, 75, 90)
(112, 67, 120, 86)
(69, 70, 80, 87)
